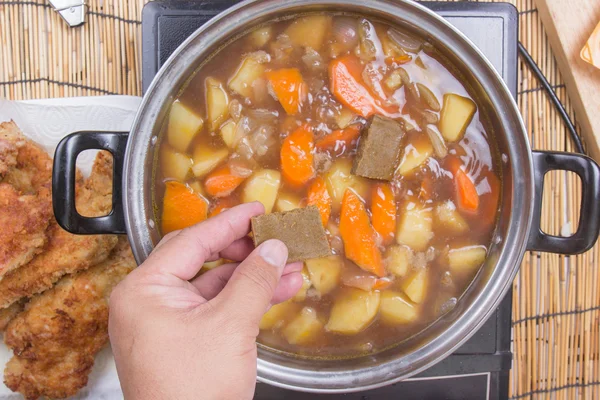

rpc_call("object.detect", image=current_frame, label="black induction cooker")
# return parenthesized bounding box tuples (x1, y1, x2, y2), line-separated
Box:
(141, 2, 518, 398)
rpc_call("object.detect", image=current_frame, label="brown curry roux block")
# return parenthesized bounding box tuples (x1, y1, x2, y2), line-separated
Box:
(251, 206, 330, 262)
(351, 115, 405, 181)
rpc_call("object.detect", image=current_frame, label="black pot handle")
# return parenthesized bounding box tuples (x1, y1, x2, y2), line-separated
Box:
(53, 131, 129, 234)
(527, 151, 600, 254)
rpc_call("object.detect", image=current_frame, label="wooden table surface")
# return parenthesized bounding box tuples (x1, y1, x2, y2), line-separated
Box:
(536, 0, 600, 161)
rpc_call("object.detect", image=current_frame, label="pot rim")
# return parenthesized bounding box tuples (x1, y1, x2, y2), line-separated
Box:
(123, 0, 533, 392)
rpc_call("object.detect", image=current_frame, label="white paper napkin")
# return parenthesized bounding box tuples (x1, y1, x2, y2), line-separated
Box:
(0, 96, 142, 400)
(0, 96, 141, 176)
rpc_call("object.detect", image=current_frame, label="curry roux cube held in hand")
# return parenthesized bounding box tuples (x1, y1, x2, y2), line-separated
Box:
(352, 115, 405, 181)
(251, 206, 330, 262)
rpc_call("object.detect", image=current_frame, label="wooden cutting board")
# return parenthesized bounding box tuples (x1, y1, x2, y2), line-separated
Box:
(535, 0, 600, 160)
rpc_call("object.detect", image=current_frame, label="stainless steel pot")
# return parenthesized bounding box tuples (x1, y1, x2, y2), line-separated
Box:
(51, 0, 600, 393)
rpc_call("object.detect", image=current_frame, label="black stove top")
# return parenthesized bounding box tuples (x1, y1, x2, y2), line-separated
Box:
(141, 2, 517, 398)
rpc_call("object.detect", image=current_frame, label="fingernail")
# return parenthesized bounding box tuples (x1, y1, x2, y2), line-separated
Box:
(259, 240, 288, 268)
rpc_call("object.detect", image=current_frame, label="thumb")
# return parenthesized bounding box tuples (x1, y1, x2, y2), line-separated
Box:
(215, 239, 288, 326)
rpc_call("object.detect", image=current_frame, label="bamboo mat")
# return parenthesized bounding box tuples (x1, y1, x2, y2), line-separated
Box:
(0, 0, 598, 398)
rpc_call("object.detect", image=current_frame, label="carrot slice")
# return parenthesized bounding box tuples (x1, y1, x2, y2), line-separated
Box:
(339, 189, 385, 277)
(280, 124, 315, 187)
(384, 55, 412, 65)
(447, 156, 479, 213)
(161, 181, 208, 234)
(265, 68, 307, 115)
(307, 176, 332, 226)
(478, 169, 500, 227)
(371, 183, 396, 245)
(204, 164, 247, 198)
(329, 55, 398, 118)
(208, 195, 239, 218)
(455, 170, 479, 212)
(315, 124, 361, 154)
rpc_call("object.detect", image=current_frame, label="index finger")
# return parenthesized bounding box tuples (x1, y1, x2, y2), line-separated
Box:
(144, 202, 264, 280)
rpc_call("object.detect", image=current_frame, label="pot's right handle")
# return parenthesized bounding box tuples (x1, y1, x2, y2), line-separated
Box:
(53, 131, 129, 235)
(527, 151, 600, 254)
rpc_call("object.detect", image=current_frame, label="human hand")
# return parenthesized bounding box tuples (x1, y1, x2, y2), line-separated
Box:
(108, 202, 303, 400)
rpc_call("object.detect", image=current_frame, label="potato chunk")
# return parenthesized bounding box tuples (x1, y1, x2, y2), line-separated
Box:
(335, 108, 356, 129)
(305, 255, 342, 296)
(229, 55, 266, 98)
(282, 307, 323, 345)
(275, 191, 303, 212)
(379, 291, 418, 325)
(220, 120, 238, 148)
(448, 245, 487, 275)
(284, 16, 332, 51)
(242, 169, 281, 213)
(325, 159, 369, 212)
(161, 147, 192, 181)
(397, 136, 433, 176)
(192, 147, 229, 178)
(396, 203, 433, 251)
(401, 268, 428, 304)
(384, 70, 404, 91)
(439, 93, 477, 142)
(384, 245, 412, 277)
(206, 77, 229, 131)
(293, 267, 312, 302)
(326, 288, 380, 334)
(434, 201, 469, 234)
(248, 26, 272, 48)
(260, 301, 302, 330)
(188, 181, 206, 197)
(168, 101, 204, 153)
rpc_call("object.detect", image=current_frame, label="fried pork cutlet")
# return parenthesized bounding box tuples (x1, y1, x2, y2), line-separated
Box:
(3, 236, 136, 400)
(0, 185, 52, 280)
(0, 151, 118, 308)
(0, 121, 53, 192)
(0, 121, 53, 279)
(0, 129, 18, 177)
(0, 301, 25, 332)
(76, 149, 114, 217)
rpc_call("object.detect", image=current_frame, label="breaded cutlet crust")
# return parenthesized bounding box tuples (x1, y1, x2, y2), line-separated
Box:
(3, 236, 136, 400)
(0, 121, 53, 279)
(0, 301, 25, 332)
(0, 151, 118, 308)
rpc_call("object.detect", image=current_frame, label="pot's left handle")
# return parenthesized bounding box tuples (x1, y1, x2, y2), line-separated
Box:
(527, 151, 600, 254)
(53, 131, 129, 234)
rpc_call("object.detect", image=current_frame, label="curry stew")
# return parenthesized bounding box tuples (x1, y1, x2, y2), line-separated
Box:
(156, 15, 500, 357)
